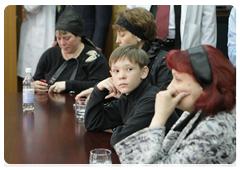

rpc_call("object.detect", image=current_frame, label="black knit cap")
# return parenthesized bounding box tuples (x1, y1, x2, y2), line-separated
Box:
(55, 5, 85, 36)
(55, 5, 95, 48)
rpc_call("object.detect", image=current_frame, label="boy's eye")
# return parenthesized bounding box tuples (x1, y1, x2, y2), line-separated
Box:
(127, 68, 132, 71)
(113, 69, 119, 73)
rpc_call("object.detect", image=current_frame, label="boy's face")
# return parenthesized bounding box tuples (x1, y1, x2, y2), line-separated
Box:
(110, 58, 148, 95)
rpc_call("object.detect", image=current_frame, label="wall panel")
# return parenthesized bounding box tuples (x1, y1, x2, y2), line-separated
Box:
(4, 5, 18, 93)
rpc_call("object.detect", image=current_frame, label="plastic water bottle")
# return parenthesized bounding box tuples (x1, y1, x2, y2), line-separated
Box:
(22, 68, 35, 111)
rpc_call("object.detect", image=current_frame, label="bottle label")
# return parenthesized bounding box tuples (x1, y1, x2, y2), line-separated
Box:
(23, 89, 35, 103)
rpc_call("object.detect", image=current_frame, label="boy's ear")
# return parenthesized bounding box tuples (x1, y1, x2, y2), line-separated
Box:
(109, 70, 112, 76)
(141, 66, 149, 79)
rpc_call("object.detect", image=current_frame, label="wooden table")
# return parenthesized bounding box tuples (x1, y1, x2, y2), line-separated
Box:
(4, 93, 120, 164)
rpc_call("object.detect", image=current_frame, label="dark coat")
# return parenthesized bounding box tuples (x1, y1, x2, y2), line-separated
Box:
(72, 5, 112, 51)
(146, 39, 173, 91)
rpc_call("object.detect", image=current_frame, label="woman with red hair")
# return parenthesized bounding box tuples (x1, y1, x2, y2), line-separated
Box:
(114, 45, 236, 164)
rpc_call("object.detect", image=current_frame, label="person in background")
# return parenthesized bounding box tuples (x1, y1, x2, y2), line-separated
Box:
(227, 6, 236, 68)
(85, 44, 161, 147)
(72, 5, 112, 52)
(114, 45, 236, 164)
(127, 5, 217, 51)
(33, 6, 109, 94)
(17, 5, 56, 79)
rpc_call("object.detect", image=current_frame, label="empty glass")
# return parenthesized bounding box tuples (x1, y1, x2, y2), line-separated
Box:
(89, 148, 112, 164)
(75, 97, 87, 121)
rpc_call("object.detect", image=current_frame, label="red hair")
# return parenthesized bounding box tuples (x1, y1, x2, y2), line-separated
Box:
(166, 45, 236, 116)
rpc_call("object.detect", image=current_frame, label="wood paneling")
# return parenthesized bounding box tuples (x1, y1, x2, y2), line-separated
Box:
(112, 5, 126, 50)
(4, 5, 17, 93)
(103, 5, 127, 62)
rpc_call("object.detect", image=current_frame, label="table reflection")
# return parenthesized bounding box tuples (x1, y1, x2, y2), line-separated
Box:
(4, 93, 120, 164)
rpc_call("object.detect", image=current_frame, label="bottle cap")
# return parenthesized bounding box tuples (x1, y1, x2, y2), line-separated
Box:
(26, 68, 32, 73)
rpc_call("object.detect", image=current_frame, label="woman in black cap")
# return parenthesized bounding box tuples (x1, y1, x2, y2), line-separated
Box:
(114, 45, 236, 164)
(33, 5, 109, 94)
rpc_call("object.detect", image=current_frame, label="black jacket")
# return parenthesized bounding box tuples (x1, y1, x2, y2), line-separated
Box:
(72, 5, 112, 51)
(33, 45, 109, 94)
(84, 79, 178, 147)
(146, 39, 173, 91)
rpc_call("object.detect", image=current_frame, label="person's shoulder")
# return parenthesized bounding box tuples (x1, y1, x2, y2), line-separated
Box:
(198, 108, 236, 136)
(148, 84, 160, 94)
(83, 44, 107, 62)
(149, 39, 168, 57)
(84, 45, 103, 55)
(42, 46, 61, 56)
(37, 46, 61, 63)
(140, 83, 159, 99)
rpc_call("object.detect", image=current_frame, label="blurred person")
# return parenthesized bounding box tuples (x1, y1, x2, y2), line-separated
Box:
(114, 45, 236, 164)
(227, 6, 236, 68)
(127, 5, 217, 51)
(33, 6, 109, 94)
(17, 5, 56, 78)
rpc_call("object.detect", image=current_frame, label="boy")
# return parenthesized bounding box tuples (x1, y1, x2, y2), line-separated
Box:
(84, 44, 159, 147)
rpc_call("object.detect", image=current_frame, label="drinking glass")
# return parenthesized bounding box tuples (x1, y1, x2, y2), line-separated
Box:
(89, 148, 112, 164)
(75, 97, 87, 121)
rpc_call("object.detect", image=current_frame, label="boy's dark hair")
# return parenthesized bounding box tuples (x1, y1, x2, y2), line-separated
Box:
(109, 44, 149, 69)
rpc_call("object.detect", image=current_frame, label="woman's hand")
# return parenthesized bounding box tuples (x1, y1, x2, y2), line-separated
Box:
(49, 81, 66, 94)
(49, 93, 66, 103)
(150, 88, 189, 127)
(34, 80, 48, 93)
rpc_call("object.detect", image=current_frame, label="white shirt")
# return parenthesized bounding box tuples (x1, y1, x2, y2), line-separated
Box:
(17, 5, 56, 78)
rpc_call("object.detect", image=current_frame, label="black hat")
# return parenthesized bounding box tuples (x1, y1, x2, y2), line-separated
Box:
(55, 5, 85, 37)
(55, 5, 95, 48)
